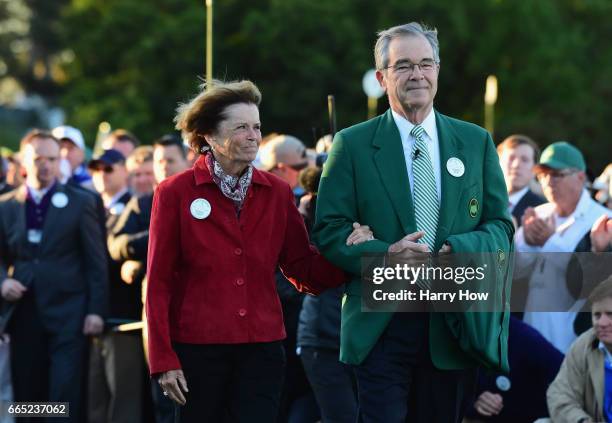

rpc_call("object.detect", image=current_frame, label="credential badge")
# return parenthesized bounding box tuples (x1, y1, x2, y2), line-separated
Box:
(51, 192, 69, 209)
(446, 157, 465, 177)
(190, 198, 211, 220)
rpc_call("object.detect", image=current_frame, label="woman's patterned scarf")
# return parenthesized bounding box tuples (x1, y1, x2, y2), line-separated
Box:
(204, 152, 252, 212)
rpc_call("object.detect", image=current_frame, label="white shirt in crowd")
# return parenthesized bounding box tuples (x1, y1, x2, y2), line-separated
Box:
(516, 189, 612, 353)
(508, 186, 530, 214)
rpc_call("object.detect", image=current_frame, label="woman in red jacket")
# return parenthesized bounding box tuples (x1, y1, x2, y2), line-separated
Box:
(146, 80, 371, 422)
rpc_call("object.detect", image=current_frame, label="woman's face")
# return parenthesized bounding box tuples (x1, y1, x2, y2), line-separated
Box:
(208, 103, 261, 165)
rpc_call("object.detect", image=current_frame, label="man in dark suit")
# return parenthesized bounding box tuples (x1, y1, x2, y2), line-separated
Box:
(0, 129, 108, 422)
(107, 134, 189, 423)
(497, 135, 545, 316)
(497, 134, 545, 227)
(0, 154, 13, 195)
(87, 148, 145, 423)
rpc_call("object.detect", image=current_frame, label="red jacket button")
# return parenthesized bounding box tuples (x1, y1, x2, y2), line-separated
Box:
(234, 248, 242, 255)
(238, 308, 247, 317)
(236, 278, 244, 286)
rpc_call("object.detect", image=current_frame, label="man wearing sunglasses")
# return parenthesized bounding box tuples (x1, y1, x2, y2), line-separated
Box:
(89, 149, 131, 217)
(257, 133, 314, 419)
(259, 134, 310, 200)
(516, 142, 612, 353)
(88, 148, 144, 423)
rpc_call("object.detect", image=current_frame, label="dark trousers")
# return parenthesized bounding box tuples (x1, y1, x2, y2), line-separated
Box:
(173, 341, 286, 423)
(150, 378, 176, 423)
(8, 294, 86, 423)
(354, 313, 476, 423)
(88, 331, 145, 423)
(300, 347, 357, 423)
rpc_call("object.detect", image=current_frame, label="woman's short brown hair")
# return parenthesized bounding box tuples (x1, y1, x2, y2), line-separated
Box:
(174, 79, 262, 153)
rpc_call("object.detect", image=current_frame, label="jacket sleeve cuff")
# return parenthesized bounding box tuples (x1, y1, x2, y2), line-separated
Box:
(148, 344, 182, 376)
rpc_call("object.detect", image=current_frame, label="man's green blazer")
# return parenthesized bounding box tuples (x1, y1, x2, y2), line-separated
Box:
(313, 109, 514, 372)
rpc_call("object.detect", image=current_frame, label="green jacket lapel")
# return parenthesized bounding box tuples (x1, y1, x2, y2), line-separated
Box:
(372, 109, 415, 234)
(435, 111, 466, 247)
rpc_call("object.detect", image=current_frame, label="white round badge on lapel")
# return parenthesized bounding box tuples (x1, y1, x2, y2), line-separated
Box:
(51, 192, 69, 208)
(446, 157, 465, 178)
(495, 375, 511, 392)
(109, 203, 125, 216)
(190, 198, 211, 220)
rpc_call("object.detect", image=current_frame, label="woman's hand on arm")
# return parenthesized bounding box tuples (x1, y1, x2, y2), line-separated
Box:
(346, 222, 374, 246)
(158, 369, 189, 405)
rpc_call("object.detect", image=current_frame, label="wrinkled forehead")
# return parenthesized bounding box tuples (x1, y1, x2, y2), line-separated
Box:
(503, 144, 536, 159)
(388, 34, 435, 62)
(593, 296, 612, 309)
(24, 137, 60, 158)
(127, 159, 153, 172)
(221, 102, 260, 125)
(154, 144, 183, 160)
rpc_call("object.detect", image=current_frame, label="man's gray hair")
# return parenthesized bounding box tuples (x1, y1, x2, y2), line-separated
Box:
(374, 22, 440, 70)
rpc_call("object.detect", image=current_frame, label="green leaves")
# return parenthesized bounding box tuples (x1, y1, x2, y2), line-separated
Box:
(2, 0, 609, 172)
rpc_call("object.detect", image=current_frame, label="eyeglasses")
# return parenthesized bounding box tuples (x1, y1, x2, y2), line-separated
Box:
(536, 169, 579, 181)
(382, 59, 438, 75)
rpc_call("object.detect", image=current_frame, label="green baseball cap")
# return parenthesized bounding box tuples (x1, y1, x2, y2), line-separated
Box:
(538, 141, 586, 171)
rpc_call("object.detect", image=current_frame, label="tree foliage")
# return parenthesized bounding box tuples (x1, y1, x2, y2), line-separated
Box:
(3, 0, 611, 171)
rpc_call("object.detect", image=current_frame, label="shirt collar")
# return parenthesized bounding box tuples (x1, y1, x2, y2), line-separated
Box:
(26, 182, 56, 205)
(74, 164, 89, 176)
(508, 186, 530, 208)
(105, 187, 129, 209)
(571, 189, 593, 220)
(598, 341, 612, 365)
(391, 107, 437, 144)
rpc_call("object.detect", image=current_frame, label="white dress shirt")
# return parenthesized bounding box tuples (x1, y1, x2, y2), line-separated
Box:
(508, 186, 530, 214)
(26, 184, 53, 205)
(391, 108, 441, 203)
(105, 187, 130, 215)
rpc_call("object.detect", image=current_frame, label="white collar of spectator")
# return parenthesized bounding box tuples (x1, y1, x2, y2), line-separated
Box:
(598, 341, 612, 365)
(26, 184, 53, 205)
(508, 186, 530, 208)
(105, 187, 129, 210)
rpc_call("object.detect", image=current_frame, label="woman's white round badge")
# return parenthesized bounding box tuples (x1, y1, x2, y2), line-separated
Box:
(190, 198, 211, 220)
(446, 157, 465, 177)
(51, 192, 69, 208)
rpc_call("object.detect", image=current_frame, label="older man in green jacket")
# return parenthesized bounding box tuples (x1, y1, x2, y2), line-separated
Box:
(313, 22, 513, 423)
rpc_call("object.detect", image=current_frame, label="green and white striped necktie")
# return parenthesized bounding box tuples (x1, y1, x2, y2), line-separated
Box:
(410, 124, 439, 251)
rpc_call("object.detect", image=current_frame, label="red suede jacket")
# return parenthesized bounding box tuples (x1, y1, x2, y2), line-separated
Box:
(146, 156, 345, 374)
